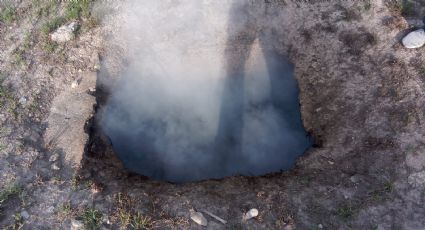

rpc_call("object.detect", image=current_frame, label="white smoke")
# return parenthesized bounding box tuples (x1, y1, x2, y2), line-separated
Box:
(100, 0, 311, 182)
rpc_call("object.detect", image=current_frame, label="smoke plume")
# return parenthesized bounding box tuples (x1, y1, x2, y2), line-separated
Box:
(100, 0, 312, 182)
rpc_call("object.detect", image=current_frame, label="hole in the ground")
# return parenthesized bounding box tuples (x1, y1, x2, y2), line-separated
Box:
(90, 1, 313, 183)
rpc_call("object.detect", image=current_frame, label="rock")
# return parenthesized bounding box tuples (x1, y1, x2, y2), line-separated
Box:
(71, 219, 84, 230)
(19, 97, 27, 105)
(102, 215, 111, 225)
(20, 210, 29, 219)
(71, 80, 79, 88)
(242, 208, 258, 221)
(190, 210, 208, 226)
(49, 153, 59, 162)
(318, 224, 323, 229)
(51, 163, 60, 170)
(402, 29, 425, 49)
(350, 175, 359, 183)
(50, 22, 78, 43)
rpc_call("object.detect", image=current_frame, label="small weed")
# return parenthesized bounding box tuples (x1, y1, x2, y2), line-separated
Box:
(81, 208, 102, 230)
(364, 1, 372, 11)
(35, 1, 57, 18)
(12, 213, 24, 229)
(42, 41, 57, 53)
(51, 176, 61, 184)
(85, 16, 99, 29)
(336, 205, 354, 220)
(401, 2, 416, 17)
(65, 0, 92, 21)
(417, 66, 425, 78)
(13, 48, 25, 66)
(383, 182, 393, 193)
(23, 32, 32, 50)
(41, 16, 65, 35)
(370, 190, 383, 202)
(0, 5, 16, 23)
(368, 181, 394, 202)
(118, 210, 131, 228)
(132, 212, 152, 230)
(57, 202, 72, 219)
(0, 184, 22, 208)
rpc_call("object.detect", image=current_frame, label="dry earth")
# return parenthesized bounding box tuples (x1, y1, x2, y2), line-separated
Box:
(1, 0, 425, 229)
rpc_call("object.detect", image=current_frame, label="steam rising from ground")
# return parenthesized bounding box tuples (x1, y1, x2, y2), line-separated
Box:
(101, 0, 312, 182)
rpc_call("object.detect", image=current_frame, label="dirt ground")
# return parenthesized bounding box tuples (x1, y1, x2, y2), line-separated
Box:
(1, 0, 425, 229)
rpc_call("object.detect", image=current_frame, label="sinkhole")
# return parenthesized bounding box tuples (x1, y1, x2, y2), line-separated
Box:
(95, 0, 312, 183)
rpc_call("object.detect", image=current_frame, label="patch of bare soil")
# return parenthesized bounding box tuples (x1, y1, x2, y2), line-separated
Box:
(1, 0, 425, 229)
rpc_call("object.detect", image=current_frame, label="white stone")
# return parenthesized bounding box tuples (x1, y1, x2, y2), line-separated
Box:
(242, 208, 258, 221)
(18, 97, 27, 105)
(402, 29, 425, 49)
(51, 163, 60, 170)
(50, 22, 78, 43)
(71, 219, 84, 230)
(190, 210, 208, 226)
(49, 153, 59, 162)
(20, 210, 29, 219)
(71, 80, 79, 88)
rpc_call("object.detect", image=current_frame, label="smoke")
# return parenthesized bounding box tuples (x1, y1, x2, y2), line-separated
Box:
(100, 0, 312, 182)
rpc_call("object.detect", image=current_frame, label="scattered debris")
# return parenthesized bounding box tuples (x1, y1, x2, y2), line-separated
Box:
(190, 209, 208, 226)
(51, 163, 60, 170)
(402, 29, 425, 48)
(242, 208, 259, 221)
(71, 80, 79, 88)
(202, 210, 227, 224)
(50, 22, 79, 43)
(71, 219, 84, 230)
(18, 97, 27, 105)
(350, 175, 359, 183)
(49, 153, 59, 162)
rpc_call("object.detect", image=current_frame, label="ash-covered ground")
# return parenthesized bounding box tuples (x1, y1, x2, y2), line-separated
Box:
(1, 0, 425, 229)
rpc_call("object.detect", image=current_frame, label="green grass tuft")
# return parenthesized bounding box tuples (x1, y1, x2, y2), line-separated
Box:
(0, 5, 16, 23)
(0, 184, 22, 208)
(41, 16, 66, 35)
(81, 208, 102, 230)
(65, 0, 92, 21)
(336, 205, 354, 220)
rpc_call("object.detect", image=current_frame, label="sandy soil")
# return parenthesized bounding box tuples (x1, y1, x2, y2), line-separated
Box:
(1, 0, 425, 229)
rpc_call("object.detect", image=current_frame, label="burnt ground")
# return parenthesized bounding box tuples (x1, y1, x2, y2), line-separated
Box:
(1, 0, 425, 229)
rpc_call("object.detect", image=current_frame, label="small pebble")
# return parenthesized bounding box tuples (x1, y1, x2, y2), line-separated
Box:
(51, 163, 60, 170)
(49, 153, 59, 162)
(71, 219, 84, 229)
(243, 208, 259, 221)
(190, 210, 208, 226)
(71, 80, 79, 88)
(20, 210, 29, 219)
